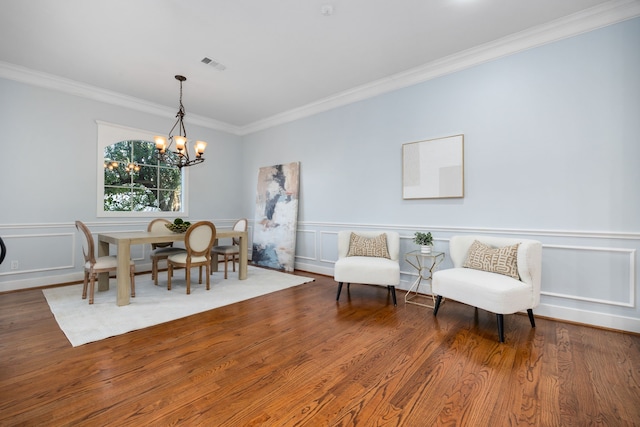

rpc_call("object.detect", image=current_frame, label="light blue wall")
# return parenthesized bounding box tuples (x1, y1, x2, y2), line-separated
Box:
(0, 78, 244, 223)
(0, 78, 243, 286)
(0, 18, 638, 333)
(240, 18, 640, 332)
(241, 18, 640, 231)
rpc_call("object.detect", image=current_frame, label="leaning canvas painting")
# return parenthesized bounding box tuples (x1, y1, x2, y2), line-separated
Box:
(252, 162, 300, 272)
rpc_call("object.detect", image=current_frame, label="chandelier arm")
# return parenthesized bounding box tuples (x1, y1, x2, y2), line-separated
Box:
(167, 117, 181, 142)
(155, 74, 206, 169)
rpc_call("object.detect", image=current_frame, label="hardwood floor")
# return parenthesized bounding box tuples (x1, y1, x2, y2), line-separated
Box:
(1, 270, 639, 426)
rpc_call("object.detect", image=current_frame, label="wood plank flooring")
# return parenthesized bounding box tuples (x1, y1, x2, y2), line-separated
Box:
(1, 270, 639, 426)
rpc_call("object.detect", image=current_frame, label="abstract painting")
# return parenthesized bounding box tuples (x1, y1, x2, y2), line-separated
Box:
(252, 162, 300, 272)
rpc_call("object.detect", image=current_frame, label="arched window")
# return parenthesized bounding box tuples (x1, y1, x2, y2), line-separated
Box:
(97, 121, 188, 217)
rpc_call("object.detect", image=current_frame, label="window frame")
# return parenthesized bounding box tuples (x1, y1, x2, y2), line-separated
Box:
(96, 120, 189, 218)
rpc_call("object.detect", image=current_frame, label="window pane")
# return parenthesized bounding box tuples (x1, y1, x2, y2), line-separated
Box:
(133, 164, 157, 188)
(105, 141, 132, 163)
(130, 186, 158, 211)
(102, 139, 183, 213)
(104, 163, 128, 185)
(104, 187, 133, 211)
(158, 189, 182, 212)
(158, 150, 180, 168)
(132, 140, 157, 165)
(159, 167, 181, 190)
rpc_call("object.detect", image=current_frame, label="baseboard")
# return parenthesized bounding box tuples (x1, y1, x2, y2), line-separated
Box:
(535, 303, 640, 334)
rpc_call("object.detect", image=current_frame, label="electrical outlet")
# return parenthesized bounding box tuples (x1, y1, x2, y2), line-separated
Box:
(11, 260, 18, 270)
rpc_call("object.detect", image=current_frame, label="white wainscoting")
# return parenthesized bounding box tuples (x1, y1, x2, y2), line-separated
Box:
(1, 221, 639, 333)
(294, 222, 640, 334)
(0, 219, 245, 292)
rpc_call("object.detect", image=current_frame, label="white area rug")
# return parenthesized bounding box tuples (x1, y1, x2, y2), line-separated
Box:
(43, 266, 314, 347)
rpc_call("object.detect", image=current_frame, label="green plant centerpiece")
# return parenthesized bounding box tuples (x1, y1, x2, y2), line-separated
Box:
(165, 217, 192, 233)
(413, 231, 433, 253)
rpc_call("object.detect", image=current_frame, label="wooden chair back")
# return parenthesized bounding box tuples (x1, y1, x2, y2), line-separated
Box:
(232, 218, 248, 246)
(75, 220, 96, 265)
(185, 221, 216, 260)
(147, 218, 174, 249)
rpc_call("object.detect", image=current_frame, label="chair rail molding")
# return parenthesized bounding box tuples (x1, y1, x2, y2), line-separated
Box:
(293, 221, 640, 334)
(2, 220, 639, 333)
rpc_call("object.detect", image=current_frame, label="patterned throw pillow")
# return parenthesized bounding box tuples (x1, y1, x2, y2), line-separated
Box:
(463, 240, 520, 279)
(347, 233, 390, 259)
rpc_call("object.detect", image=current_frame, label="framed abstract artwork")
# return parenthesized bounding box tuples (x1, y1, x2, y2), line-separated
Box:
(252, 162, 300, 272)
(402, 134, 464, 199)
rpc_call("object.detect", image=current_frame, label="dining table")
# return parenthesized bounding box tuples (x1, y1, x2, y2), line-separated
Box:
(97, 228, 249, 306)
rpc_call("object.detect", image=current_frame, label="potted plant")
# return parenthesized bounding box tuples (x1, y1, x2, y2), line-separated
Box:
(413, 231, 433, 253)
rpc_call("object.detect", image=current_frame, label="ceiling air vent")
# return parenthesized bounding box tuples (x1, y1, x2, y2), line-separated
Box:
(201, 57, 226, 71)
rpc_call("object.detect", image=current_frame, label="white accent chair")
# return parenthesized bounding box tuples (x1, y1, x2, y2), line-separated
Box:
(148, 218, 186, 285)
(167, 221, 216, 294)
(432, 235, 542, 343)
(210, 218, 248, 279)
(334, 230, 400, 305)
(76, 220, 135, 304)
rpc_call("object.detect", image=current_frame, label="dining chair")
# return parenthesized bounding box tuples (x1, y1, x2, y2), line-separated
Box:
(75, 220, 135, 304)
(210, 218, 248, 279)
(147, 218, 186, 285)
(167, 221, 216, 294)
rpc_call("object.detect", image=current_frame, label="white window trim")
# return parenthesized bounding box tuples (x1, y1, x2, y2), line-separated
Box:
(96, 120, 189, 218)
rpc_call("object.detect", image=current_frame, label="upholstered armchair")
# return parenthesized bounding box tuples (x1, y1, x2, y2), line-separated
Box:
(334, 231, 400, 305)
(432, 235, 542, 342)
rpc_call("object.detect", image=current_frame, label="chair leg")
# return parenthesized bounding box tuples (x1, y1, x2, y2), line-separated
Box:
(497, 314, 505, 343)
(223, 255, 229, 279)
(205, 263, 211, 290)
(388, 285, 397, 306)
(130, 266, 135, 298)
(186, 267, 191, 295)
(198, 266, 203, 284)
(527, 309, 536, 328)
(89, 273, 96, 304)
(153, 258, 159, 285)
(167, 264, 173, 290)
(82, 272, 89, 300)
(433, 295, 443, 315)
(232, 254, 237, 272)
(336, 282, 344, 301)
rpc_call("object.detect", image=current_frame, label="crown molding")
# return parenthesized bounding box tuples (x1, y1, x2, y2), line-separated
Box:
(238, 0, 640, 135)
(0, 61, 242, 135)
(1, 0, 638, 137)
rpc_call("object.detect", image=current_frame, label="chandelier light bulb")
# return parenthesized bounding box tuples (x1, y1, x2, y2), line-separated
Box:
(154, 136, 167, 153)
(195, 141, 207, 156)
(174, 136, 187, 152)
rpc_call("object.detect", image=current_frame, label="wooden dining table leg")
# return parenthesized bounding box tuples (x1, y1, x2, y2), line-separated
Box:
(212, 238, 220, 273)
(97, 239, 110, 292)
(116, 240, 131, 306)
(238, 232, 247, 280)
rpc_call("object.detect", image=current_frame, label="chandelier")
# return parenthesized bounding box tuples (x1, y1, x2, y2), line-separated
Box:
(154, 75, 207, 169)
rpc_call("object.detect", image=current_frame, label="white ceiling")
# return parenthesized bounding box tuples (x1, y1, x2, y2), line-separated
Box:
(1, 0, 638, 134)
